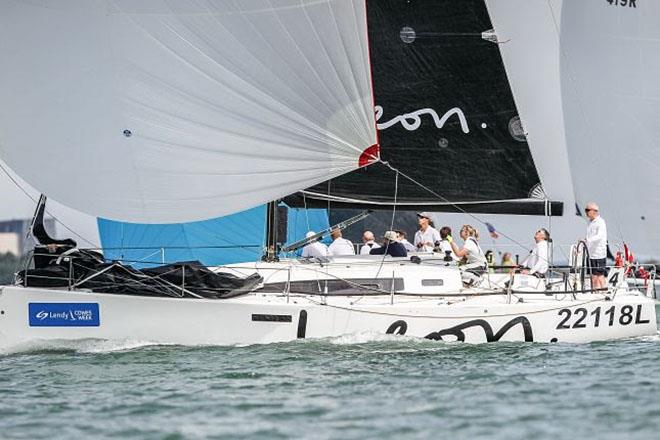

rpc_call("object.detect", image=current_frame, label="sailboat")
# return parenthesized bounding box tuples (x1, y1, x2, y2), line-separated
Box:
(0, 0, 655, 349)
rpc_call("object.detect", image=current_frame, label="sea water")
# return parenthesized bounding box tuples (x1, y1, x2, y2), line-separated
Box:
(1, 312, 660, 439)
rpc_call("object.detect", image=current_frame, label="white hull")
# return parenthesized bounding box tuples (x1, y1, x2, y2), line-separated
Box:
(0, 285, 655, 349)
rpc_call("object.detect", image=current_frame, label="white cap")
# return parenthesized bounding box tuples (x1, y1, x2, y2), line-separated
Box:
(384, 230, 399, 241)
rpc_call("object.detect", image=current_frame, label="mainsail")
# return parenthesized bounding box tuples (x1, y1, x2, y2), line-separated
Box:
(285, 0, 563, 216)
(0, 0, 377, 223)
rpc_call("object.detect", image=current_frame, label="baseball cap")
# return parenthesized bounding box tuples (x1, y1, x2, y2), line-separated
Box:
(384, 231, 399, 241)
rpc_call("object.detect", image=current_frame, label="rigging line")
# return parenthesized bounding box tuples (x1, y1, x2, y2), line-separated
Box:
(374, 169, 399, 280)
(0, 160, 98, 248)
(304, 296, 605, 320)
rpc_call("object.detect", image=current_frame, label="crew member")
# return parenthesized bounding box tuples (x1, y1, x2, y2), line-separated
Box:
(585, 202, 608, 289)
(328, 228, 355, 256)
(438, 226, 458, 260)
(414, 212, 440, 252)
(501, 252, 516, 270)
(301, 231, 330, 259)
(359, 231, 381, 255)
(520, 229, 549, 277)
(396, 230, 416, 252)
(369, 231, 408, 257)
(449, 225, 487, 285)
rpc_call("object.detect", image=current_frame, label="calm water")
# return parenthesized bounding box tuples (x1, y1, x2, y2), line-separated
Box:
(2, 312, 660, 439)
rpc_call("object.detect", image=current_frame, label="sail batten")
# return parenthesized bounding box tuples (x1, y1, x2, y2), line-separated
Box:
(0, 0, 377, 223)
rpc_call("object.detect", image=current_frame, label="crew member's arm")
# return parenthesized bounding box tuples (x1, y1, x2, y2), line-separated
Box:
(448, 235, 468, 258)
(369, 246, 387, 255)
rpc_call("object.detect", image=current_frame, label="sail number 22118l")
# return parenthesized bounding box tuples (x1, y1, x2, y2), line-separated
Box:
(556, 305, 649, 330)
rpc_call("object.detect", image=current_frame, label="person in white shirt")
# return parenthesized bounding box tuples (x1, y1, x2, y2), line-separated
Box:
(585, 202, 608, 289)
(414, 212, 441, 252)
(301, 231, 329, 259)
(520, 228, 549, 277)
(449, 225, 487, 286)
(328, 228, 355, 256)
(449, 225, 487, 270)
(396, 230, 416, 252)
(359, 230, 381, 255)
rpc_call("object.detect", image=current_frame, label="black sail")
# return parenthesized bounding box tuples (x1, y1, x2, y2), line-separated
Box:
(285, 0, 562, 217)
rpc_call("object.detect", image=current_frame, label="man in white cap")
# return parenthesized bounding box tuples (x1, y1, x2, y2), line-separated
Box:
(359, 230, 381, 255)
(369, 231, 408, 257)
(414, 212, 440, 252)
(328, 228, 355, 256)
(301, 231, 329, 259)
(585, 202, 608, 289)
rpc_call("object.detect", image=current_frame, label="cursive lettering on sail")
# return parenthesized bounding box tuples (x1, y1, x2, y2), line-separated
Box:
(375, 105, 470, 133)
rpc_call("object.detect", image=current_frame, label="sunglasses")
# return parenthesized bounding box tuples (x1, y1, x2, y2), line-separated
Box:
(584, 208, 598, 213)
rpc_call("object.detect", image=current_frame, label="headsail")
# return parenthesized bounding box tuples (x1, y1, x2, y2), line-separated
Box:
(560, 0, 660, 259)
(285, 0, 563, 216)
(0, 0, 377, 223)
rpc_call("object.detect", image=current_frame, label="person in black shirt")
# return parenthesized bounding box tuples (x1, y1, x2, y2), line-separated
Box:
(370, 231, 408, 257)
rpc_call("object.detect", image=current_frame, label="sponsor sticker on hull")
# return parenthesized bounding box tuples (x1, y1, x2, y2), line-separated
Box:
(28, 303, 100, 327)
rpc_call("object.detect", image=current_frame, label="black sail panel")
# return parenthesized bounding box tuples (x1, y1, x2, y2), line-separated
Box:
(285, 0, 562, 216)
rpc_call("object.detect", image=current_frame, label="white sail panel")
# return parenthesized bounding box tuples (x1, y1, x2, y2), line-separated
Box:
(484, 0, 573, 203)
(560, 0, 660, 259)
(0, 0, 377, 223)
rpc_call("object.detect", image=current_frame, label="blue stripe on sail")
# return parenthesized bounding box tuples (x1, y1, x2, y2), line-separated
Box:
(98, 206, 329, 268)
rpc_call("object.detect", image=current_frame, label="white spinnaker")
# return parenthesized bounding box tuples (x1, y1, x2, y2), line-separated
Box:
(560, 0, 660, 260)
(0, 0, 377, 223)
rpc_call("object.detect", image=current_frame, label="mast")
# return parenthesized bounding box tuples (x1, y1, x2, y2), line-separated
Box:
(263, 201, 279, 262)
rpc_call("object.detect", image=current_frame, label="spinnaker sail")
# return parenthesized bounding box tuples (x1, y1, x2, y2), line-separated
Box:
(0, 0, 377, 223)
